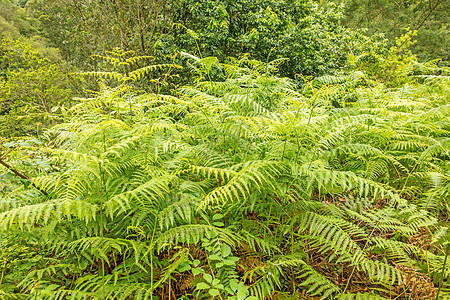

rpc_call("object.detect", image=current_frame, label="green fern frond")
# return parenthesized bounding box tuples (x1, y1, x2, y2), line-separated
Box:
(200, 161, 281, 207)
(156, 196, 198, 231)
(105, 175, 176, 217)
(296, 262, 342, 299)
(331, 143, 383, 157)
(128, 64, 182, 82)
(419, 138, 450, 164)
(189, 145, 233, 168)
(78, 71, 124, 82)
(182, 165, 237, 182)
(0, 199, 98, 229)
(154, 225, 240, 251)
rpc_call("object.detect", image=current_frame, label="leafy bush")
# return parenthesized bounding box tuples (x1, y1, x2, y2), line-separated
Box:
(0, 37, 72, 137)
(172, 0, 353, 77)
(352, 30, 418, 87)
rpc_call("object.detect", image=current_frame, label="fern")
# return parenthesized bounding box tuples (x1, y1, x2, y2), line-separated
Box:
(1, 56, 448, 299)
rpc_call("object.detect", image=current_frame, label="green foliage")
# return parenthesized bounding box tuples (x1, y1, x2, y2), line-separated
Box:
(25, 0, 173, 69)
(0, 0, 37, 40)
(172, 0, 356, 77)
(22, 0, 387, 79)
(77, 48, 182, 94)
(0, 0, 71, 136)
(0, 0, 60, 61)
(0, 37, 72, 137)
(353, 30, 419, 87)
(0, 56, 448, 299)
(333, 0, 450, 64)
(0, 0, 448, 298)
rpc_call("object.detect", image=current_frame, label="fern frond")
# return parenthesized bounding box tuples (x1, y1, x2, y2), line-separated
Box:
(105, 175, 176, 217)
(154, 225, 240, 251)
(78, 71, 124, 82)
(296, 262, 342, 299)
(128, 64, 182, 82)
(182, 165, 237, 182)
(0, 199, 97, 229)
(200, 161, 281, 207)
(156, 196, 198, 231)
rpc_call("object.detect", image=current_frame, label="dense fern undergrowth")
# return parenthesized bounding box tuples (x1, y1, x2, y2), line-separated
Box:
(0, 56, 449, 300)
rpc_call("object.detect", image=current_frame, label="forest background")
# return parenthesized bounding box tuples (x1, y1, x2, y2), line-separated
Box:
(0, 0, 449, 299)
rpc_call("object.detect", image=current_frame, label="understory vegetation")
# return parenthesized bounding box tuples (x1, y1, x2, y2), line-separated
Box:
(0, 52, 449, 299)
(0, 0, 449, 299)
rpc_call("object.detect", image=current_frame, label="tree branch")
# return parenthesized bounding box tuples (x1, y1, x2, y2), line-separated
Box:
(414, 0, 445, 32)
(0, 157, 48, 196)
